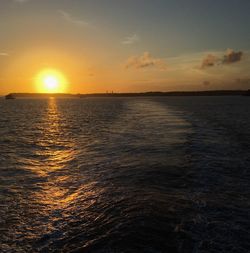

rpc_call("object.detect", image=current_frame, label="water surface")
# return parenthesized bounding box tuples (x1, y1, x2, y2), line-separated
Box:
(0, 97, 250, 252)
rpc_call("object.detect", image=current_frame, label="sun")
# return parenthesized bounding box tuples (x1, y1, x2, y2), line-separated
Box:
(44, 76, 59, 90)
(36, 69, 68, 93)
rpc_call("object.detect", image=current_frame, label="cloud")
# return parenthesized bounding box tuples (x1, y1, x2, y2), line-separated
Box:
(125, 52, 167, 70)
(58, 10, 89, 27)
(122, 34, 139, 45)
(0, 52, 9, 57)
(201, 49, 244, 69)
(222, 49, 243, 64)
(235, 78, 250, 85)
(201, 54, 220, 69)
(203, 81, 211, 86)
(14, 0, 29, 3)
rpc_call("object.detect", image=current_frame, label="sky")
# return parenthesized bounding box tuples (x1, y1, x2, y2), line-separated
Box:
(0, 0, 250, 94)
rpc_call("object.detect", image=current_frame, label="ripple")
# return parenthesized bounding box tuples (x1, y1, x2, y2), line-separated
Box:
(0, 97, 250, 252)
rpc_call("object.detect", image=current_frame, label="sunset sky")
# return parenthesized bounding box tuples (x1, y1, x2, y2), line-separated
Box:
(0, 0, 250, 94)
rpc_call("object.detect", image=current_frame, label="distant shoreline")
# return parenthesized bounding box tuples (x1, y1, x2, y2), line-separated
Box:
(2, 90, 250, 98)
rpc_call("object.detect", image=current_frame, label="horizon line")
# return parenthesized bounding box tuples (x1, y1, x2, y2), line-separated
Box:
(2, 89, 250, 97)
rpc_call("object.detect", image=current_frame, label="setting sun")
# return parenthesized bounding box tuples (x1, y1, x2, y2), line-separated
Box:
(36, 69, 68, 93)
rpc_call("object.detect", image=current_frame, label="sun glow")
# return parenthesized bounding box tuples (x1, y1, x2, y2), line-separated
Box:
(36, 69, 68, 93)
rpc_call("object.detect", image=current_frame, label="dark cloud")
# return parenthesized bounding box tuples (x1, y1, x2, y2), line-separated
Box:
(201, 54, 219, 69)
(203, 81, 211, 86)
(222, 49, 243, 64)
(235, 78, 250, 85)
(125, 52, 167, 70)
(201, 49, 244, 69)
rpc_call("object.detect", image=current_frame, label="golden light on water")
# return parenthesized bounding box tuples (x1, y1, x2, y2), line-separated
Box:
(36, 69, 68, 93)
(30, 98, 79, 208)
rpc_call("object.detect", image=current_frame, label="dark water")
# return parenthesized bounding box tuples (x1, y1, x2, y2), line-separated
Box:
(0, 97, 250, 253)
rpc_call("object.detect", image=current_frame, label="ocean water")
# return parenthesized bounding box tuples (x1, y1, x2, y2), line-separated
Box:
(0, 96, 250, 253)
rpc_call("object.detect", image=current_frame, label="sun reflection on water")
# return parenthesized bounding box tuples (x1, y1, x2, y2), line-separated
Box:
(31, 98, 79, 208)
(32, 98, 74, 174)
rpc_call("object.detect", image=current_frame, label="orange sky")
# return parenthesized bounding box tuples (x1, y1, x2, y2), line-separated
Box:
(0, 0, 250, 94)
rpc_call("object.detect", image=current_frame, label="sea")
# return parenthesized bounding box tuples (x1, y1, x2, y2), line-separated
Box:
(0, 96, 250, 253)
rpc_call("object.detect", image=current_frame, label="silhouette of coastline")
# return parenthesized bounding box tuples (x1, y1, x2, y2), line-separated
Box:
(243, 89, 250, 96)
(5, 94, 15, 99)
(4, 90, 250, 99)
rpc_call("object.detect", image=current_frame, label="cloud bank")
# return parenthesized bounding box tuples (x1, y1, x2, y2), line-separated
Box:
(125, 52, 167, 70)
(222, 49, 243, 64)
(201, 49, 244, 69)
(201, 54, 220, 69)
